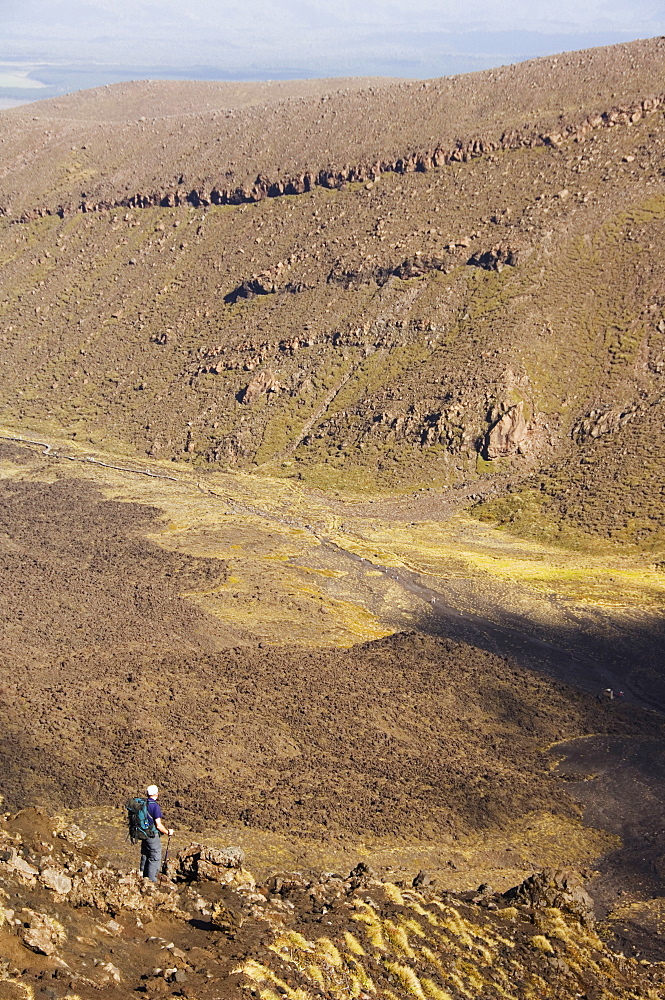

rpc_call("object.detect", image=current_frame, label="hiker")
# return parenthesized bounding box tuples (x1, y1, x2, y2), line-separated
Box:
(139, 784, 174, 882)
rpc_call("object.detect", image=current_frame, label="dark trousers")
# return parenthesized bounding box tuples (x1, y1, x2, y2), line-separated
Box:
(139, 834, 162, 881)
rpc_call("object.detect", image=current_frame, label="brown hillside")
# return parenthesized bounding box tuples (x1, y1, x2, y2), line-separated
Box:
(0, 471, 663, 885)
(1, 38, 664, 219)
(0, 41, 664, 552)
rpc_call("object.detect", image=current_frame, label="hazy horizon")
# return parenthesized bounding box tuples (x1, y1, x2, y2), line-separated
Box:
(1, 1, 663, 105)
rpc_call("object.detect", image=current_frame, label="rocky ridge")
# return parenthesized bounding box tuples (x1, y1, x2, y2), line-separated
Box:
(8, 93, 665, 224)
(1, 805, 663, 1000)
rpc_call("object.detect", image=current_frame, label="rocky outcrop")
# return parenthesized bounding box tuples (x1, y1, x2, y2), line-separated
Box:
(468, 244, 519, 271)
(572, 404, 639, 442)
(70, 867, 187, 917)
(174, 843, 247, 882)
(19, 909, 66, 956)
(15, 93, 665, 223)
(485, 402, 530, 459)
(328, 254, 452, 290)
(240, 369, 280, 404)
(503, 868, 595, 924)
(225, 274, 279, 304)
(226, 254, 455, 305)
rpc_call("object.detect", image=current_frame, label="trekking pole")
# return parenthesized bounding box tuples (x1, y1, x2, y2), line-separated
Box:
(159, 833, 171, 886)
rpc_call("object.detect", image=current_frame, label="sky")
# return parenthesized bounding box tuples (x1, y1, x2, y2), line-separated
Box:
(1, 0, 664, 104)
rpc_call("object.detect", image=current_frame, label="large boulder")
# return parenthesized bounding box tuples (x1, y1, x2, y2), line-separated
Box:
(19, 909, 66, 956)
(241, 369, 280, 405)
(39, 867, 73, 896)
(485, 402, 530, 459)
(175, 844, 248, 883)
(173, 844, 255, 893)
(502, 869, 595, 924)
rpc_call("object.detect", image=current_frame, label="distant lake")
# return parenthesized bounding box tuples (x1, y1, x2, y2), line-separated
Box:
(0, 69, 46, 90)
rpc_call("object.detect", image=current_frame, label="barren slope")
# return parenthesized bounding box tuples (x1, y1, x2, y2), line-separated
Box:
(1, 41, 664, 553)
(1, 38, 664, 218)
(1, 467, 663, 904)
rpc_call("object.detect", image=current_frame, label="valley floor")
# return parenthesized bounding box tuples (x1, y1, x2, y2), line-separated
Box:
(0, 430, 663, 948)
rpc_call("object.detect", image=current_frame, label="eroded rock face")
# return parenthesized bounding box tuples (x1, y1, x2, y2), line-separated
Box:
(486, 402, 530, 459)
(241, 369, 280, 404)
(572, 405, 639, 442)
(503, 868, 595, 924)
(13, 90, 665, 223)
(468, 244, 519, 271)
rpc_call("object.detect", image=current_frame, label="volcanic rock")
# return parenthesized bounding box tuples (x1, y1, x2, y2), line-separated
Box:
(176, 843, 246, 882)
(468, 244, 519, 271)
(70, 867, 186, 917)
(0, 849, 38, 881)
(267, 871, 311, 894)
(485, 402, 530, 459)
(503, 868, 595, 924)
(241, 370, 280, 404)
(55, 822, 87, 848)
(210, 897, 246, 935)
(572, 404, 639, 442)
(20, 909, 66, 956)
(39, 866, 73, 895)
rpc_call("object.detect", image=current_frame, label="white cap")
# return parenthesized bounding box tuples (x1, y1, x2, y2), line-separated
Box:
(146, 784, 159, 797)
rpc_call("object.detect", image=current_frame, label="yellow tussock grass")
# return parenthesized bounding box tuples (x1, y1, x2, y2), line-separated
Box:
(243, 960, 311, 1000)
(343, 931, 366, 955)
(420, 977, 454, 1000)
(384, 919, 416, 958)
(383, 882, 406, 905)
(305, 965, 325, 989)
(352, 903, 387, 951)
(278, 930, 314, 952)
(314, 937, 342, 967)
(530, 934, 555, 954)
(400, 916, 427, 938)
(383, 961, 426, 999)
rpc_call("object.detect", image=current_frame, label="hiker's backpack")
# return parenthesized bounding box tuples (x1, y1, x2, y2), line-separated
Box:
(126, 797, 156, 843)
